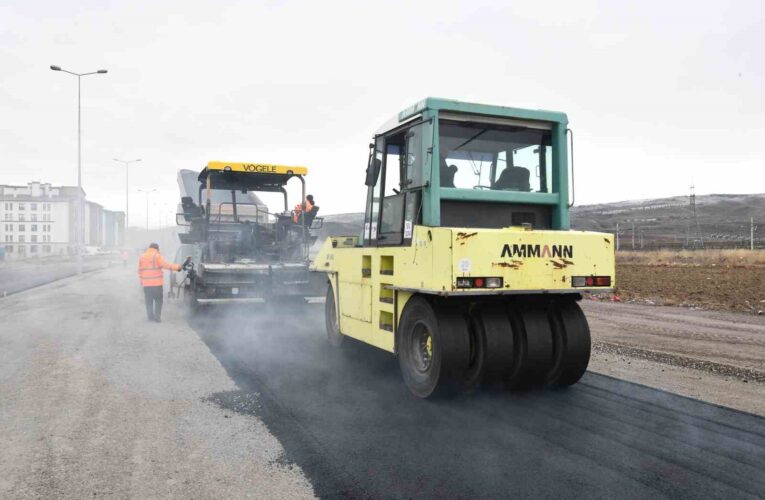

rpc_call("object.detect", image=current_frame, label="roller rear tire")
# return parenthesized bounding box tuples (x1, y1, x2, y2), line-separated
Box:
(472, 305, 516, 385)
(398, 297, 470, 398)
(457, 310, 487, 394)
(545, 300, 591, 387)
(325, 283, 345, 347)
(507, 303, 555, 388)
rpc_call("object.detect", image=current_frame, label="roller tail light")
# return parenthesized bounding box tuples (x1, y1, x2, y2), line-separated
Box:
(572, 275, 611, 287)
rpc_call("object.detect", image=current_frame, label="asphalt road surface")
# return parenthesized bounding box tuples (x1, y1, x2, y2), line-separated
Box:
(1, 270, 313, 498)
(193, 306, 765, 499)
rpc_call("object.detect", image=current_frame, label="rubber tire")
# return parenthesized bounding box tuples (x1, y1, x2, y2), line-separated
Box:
(507, 303, 554, 388)
(545, 300, 591, 387)
(325, 283, 345, 347)
(474, 305, 517, 384)
(398, 297, 470, 399)
(457, 310, 487, 394)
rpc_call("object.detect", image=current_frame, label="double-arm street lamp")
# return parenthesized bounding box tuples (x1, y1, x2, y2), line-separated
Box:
(113, 158, 142, 228)
(137, 188, 157, 230)
(50, 65, 108, 274)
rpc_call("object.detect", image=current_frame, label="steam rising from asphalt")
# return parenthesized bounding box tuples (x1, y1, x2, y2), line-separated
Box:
(182, 292, 765, 499)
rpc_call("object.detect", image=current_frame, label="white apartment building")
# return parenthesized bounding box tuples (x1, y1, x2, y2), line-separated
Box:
(0, 181, 125, 260)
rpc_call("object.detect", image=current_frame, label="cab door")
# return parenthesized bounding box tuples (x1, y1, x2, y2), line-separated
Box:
(374, 121, 431, 247)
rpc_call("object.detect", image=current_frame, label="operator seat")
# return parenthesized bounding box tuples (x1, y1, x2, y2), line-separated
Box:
(181, 196, 204, 221)
(304, 205, 320, 227)
(494, 166, 530, 191)
(440, 163, 458, 188)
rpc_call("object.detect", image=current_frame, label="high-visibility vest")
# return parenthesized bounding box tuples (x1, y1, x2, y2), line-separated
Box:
(137, 248, 180, 287)
(292, 200, 314, 223)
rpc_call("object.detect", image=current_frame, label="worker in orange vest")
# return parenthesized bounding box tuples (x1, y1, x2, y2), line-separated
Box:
(138, 243, 187, 322)
(292, 194, 314, 224)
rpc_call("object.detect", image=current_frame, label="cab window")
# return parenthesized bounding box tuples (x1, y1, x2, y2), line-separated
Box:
(439, 120, 553, 193)
(364, 122, 429, 246)
(403, 121, 431, 188)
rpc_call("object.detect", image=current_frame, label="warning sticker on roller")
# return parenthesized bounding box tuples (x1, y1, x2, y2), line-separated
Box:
(404, 220, 413, 239)
(458, 258, 472, 273)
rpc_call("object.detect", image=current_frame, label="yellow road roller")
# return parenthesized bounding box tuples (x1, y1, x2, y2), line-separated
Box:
(311, 98, 615, 398)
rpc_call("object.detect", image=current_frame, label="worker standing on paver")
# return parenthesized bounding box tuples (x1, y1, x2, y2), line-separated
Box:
(292, 194, 315, 224)
(138, 243, 186, 322)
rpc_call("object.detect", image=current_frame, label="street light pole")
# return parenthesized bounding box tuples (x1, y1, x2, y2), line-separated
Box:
(113, 158, 141, 228)
(50, 65, 108, 274)
(137, 189, 157, 231)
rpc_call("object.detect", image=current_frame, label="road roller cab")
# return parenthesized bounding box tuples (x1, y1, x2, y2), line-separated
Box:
(311, 98, 616, 398)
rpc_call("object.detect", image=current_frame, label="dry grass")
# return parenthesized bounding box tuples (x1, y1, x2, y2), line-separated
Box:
(617, 249, 765, 268)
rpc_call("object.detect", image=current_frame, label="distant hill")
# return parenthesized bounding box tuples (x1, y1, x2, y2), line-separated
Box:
(318, 193, 765, 250)
(571, 193, 765, 249)
(313, 213, 363, 249)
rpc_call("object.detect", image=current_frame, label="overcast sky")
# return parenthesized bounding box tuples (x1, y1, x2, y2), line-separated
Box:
(1, 0, 763, 227)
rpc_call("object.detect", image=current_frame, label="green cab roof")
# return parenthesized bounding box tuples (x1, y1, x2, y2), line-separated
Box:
(395, 97, 568, 128)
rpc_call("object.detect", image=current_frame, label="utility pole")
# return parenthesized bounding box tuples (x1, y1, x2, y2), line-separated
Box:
(752, 217, 755, 251)
(632, 222, 635, 250)
(615, 222, 620, 251)
(689, 184, 704, 249)
(113, 158, 141, 228)
(137, 189, 156, 231)
(50, 65, 108, 274)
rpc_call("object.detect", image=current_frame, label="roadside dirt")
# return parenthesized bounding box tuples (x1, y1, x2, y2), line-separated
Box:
(614, 263, 765, 313)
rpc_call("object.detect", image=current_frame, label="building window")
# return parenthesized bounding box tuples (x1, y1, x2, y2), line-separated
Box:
(4, 203, 11, 210)
(30, 245, 37, 253)
(4, 235, 10, 242)
(31, 214, 37, 222)
(6, 245, 12, 253)
(18, 235, 25, 243)
(18, 214, 25, 222)
(31, 203, 37, 210)
(31, 235, 38, 243)
(43, 245, 51, 253)
(18, 203, 25, 210)
(31, 224, 37, 232)
(3, 213, 10, 221)
(19, 224, 25, 232)
(45, 203, 51, 211)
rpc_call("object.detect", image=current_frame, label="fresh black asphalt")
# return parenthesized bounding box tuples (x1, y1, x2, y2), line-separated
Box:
(192, 306, 765, 499)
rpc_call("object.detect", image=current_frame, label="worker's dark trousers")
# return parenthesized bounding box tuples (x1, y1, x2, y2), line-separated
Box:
(143, 285, 164, 321)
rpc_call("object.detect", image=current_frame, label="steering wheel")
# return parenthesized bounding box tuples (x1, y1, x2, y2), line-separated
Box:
(473, 185, 492, 190)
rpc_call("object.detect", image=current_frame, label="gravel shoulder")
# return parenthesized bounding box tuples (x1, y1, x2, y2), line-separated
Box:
(584, 300, 765, 416)
(0, 269, 314, 499)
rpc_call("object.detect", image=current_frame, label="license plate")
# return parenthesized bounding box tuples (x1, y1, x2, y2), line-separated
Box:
(232, 287, 239, 295)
